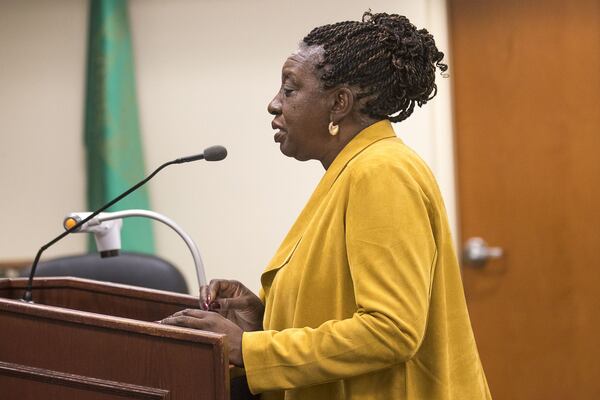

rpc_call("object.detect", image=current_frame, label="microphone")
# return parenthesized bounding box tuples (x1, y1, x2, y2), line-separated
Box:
(175, 145, 227, 163)
(21, 145, 228, 302)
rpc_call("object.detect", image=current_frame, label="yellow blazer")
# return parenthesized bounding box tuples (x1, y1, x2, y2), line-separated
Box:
(242, 120, 491, 399)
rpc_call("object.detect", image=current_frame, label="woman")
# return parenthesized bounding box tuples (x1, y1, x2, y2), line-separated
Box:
(161, 12, 491, 399)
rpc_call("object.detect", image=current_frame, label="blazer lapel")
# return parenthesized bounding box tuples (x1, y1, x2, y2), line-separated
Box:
(261, 120, 397, 282)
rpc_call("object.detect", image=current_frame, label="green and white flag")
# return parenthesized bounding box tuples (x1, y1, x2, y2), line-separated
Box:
(84, 0, 155, 253)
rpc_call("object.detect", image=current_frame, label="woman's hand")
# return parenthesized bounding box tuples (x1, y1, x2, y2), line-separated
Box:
(200, 279, 264, 332)
(160, 309, 244, 367)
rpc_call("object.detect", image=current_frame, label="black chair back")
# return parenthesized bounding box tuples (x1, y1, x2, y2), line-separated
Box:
(20, 252, 188, 294)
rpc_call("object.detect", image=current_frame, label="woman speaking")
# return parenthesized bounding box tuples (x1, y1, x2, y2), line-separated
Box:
(162, 11, 491, 400)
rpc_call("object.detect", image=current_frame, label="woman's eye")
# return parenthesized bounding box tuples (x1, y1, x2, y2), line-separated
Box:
(283, 88, 294, 97)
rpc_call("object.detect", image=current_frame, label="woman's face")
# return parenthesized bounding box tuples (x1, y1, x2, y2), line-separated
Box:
(268, 46, 333, 163)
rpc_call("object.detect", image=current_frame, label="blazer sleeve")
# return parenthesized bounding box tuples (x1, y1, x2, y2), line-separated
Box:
(242, 162, 437, 393)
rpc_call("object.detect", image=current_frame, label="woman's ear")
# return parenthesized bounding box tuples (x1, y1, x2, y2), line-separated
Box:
(330, 87, 355, 123)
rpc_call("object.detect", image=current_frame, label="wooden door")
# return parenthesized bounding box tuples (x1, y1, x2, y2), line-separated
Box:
(448, 0, 600, 399)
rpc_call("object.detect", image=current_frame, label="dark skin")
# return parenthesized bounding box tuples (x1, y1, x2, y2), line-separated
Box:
(270, 45, 378, 169)
(160, 45, 380, 367)
(159, 280, 264, 367)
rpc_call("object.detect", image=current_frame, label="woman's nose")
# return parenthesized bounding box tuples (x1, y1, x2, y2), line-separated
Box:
(267, 92, 282, 115)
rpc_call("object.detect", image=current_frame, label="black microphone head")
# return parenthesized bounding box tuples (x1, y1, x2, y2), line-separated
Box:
(203, 145, 227, 161)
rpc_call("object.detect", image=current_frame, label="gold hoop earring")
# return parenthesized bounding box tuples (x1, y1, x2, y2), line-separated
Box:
(329, 121, 339, 136)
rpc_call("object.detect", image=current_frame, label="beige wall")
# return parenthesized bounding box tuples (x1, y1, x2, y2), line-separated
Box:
(0, 0, 455, 294)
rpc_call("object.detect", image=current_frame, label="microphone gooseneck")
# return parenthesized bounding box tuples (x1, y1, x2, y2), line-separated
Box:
(21, 145, 227, 302)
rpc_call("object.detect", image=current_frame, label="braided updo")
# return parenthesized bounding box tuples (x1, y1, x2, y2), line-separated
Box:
(303, 11, 447, 123)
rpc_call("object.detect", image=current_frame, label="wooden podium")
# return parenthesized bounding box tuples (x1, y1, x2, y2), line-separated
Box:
(0, 277, 255, 399)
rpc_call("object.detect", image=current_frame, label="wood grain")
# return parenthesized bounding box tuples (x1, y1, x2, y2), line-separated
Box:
(0, 361, 169, 399)
(0, 277, 251, 399)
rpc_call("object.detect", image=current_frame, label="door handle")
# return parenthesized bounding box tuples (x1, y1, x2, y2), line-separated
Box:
(462, 237, 503, 267)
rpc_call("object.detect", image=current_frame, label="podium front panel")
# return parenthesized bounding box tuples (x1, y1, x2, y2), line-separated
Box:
(0, 278, 236, 400)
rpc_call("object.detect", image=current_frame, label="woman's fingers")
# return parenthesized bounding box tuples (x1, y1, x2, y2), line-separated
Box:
(200, 279, 251, 310)
(161, 315, 202, 329)
(210, 296, 249, 312)
(161, 309, 217, 330)
(159, 309, 244, 367)
(199, 285, 211, 310)
(200, 280, 227, 310)
(171, 308, 203, 317)
(199, 280, 235, 309)
(209, 279, 242, 299)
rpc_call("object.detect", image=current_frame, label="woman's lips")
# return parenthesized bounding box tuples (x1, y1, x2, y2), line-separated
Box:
(274, 130, 286, 143)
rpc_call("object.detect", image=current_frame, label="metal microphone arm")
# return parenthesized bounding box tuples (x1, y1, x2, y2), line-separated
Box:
(95, 210, 206, 288)
(21, 145, 226, 302)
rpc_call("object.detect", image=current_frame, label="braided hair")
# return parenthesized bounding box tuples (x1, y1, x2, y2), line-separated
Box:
(303, 11, 448, 123)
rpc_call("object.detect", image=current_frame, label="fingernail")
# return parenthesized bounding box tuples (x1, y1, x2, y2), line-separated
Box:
(202, 302, 209, 310)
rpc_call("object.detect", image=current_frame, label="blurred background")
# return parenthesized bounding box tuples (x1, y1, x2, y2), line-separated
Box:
(0, 0, 598, 398)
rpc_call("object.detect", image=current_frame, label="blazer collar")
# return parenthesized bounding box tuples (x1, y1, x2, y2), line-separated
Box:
(262, 120, 397, 279)
(321, 119, 397, 194)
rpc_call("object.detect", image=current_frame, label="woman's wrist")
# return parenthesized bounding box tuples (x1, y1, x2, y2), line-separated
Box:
(231, 331, 245, 367)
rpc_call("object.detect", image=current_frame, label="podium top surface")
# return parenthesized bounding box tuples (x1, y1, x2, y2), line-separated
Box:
(0, 277, 224, 345)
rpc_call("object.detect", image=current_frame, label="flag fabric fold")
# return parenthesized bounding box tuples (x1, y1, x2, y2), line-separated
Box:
(84, 0, 155, 253)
